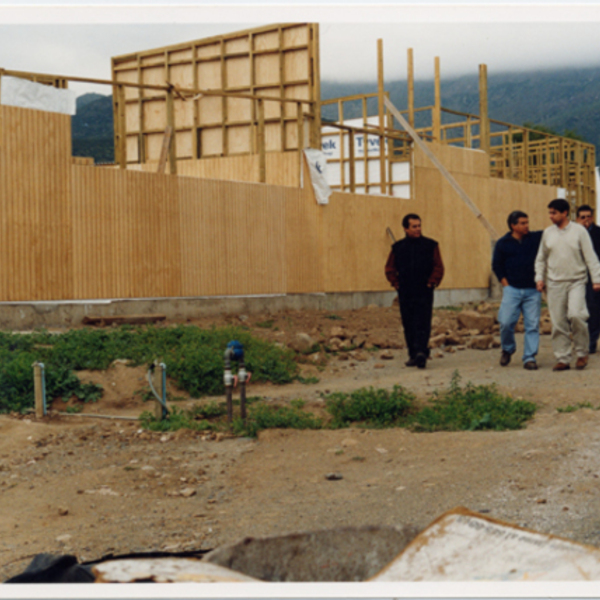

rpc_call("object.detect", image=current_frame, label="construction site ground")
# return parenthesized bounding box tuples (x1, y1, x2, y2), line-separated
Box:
(1, 302, 600, 581)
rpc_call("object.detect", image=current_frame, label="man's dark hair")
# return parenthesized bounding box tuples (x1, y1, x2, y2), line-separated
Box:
(402, 213, 421, 229)
(507, 210, 528, 231)
(577, 204, 594, 216)
(548, 198, 570, 214)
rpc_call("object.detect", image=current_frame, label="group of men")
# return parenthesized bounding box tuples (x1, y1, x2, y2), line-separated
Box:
(385, 199, 600, 371)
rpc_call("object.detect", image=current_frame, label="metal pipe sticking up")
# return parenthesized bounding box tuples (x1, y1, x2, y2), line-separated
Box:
(224, 340, 250, 424)
(223, 346, 235, 423)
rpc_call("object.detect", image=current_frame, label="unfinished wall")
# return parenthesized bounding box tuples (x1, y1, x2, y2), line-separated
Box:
(111, 23, 320, 164)
(0, 105, 558, 303)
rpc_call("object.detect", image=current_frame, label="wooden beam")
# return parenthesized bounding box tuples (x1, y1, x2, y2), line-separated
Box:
(166, 88, 177, 174)
(348, 129, 356, 193)
(258, 98, 266, 183)
(156, 126, 173, 174)
(377, 39, 387, 195)
(407, 49, 414, 128)
(433, 57, 441, 141)
(384, 96, 499, 240)
(478, 64, 490, 155)
(297, 102, 304, 186)
(117, 84, 127, 169)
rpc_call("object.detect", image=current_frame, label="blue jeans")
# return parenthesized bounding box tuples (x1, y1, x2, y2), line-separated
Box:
(498, 285, 542, 364)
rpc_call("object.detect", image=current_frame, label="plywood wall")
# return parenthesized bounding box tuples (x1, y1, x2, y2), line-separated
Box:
(0, 105, 560, 302)
(111, 23, 320, 165)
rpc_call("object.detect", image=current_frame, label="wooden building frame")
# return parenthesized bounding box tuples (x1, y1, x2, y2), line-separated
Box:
(111, 23, 321, 165)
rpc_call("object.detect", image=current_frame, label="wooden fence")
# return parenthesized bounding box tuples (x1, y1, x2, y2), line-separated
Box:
(0, 104, 558, 302)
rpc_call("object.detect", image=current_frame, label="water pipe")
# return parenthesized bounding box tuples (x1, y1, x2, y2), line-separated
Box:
(223, 345, 235, 423)
(147, 362, 169, 420)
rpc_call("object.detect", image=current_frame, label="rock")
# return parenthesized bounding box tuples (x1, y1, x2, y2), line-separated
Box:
(341, 438, 358, 447)
(352, 335, 367, 348)
(429, 333, 446, 348)
(290, 333, 316, 354)
(328, 337, 342, 351)
(337, 354, 349, 361)
(56, 534, 72, 544)
(380, 350, 394, 360)
(325, 473, 343, 481)
(444, 346, 456, 353)
(456, 345, 466, 351)
(492, 337, 501, 348)
(445, 333, 462, 346)
(349, 350, 369, 362)
(541, 321, 552, 335)
(457, 310, 495, 333)
(329, 326, 345, 339)
(387, 340, 405, 350)
(369, 335, 389, 349)
(58, 507, 69, 516)
(373, 363, 385, 369)
(180, 488, 197, 498)
(432, 350, 444, 358)
(477, 302, 492, 313)
(238, 314, 249, 322)
(339, 339, 353, 350)
(468, 334, 494, 350)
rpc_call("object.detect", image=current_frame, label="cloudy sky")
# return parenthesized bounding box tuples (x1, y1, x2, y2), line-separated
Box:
(1, 3, 600, 96)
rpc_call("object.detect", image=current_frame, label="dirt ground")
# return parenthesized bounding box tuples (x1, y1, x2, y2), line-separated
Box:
(2, 302, 600, 581)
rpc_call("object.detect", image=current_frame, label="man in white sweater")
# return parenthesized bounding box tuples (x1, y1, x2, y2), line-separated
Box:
(535, 198, 600, 371)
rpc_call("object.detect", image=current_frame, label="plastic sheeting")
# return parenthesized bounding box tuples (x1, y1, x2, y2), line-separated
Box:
(303, 148, 332, 205)
(0, 76, 76, 116)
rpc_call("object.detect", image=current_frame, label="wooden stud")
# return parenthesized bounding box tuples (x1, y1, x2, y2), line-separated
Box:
(118, 84, 127, 168)
(348, 129, 356, 193)
(137, 55, 145, 164)
(297, 102, 304, 184)
(433, 57, 441, 142)
(258, 98, 266, 182)
(407, 49, 414, 129)
(157, 126, 173, 173)
(166, 88, 177, 174)
(33, 363, 44, 419)
(193, 44, 200, 158)
(478, 64, 490, 155)
(311, 23, 322, 150)
(377, 39, 387, 195)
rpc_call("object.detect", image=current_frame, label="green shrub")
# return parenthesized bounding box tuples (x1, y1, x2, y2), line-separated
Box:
(231, 402, 323, 437)
(190, 401, 227, 419)
(412, 371, 536, 432)
(325, 385, 415, 428)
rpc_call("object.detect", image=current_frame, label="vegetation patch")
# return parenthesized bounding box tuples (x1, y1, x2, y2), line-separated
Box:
(411, 371, 537, 432)
(231, 402, 323, 438)
(324, 385, 415, 428)
(0, 325, 298, 414)
(557, 402, 598, 413)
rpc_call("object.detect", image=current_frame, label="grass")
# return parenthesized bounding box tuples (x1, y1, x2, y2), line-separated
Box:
(325, 385, 415, 428)
(137, 370, 538, 437)
(411, 371, 537, 432)
(0, 325, 298, 414)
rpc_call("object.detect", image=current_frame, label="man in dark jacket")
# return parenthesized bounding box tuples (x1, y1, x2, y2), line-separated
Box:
(576, 204, 600, 353)
(385, 213, 444, 369)
(492, 211, 543, 370)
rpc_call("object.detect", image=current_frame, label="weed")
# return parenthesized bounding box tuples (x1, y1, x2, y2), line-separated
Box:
(190, 401, 227, 419)
(297, 375, 319, 385)
(325, 385, 415, 428)
(255, 319, 275, 329)
(65, 405, 83, 414)
(325, 315, 343, 320)
(290, 399, 306, 409)
(557, 402, 597, 413)
(334, 449, 344, 455)
(411, 371, 537, 432)
(231, 402, 322, 438)
(352, 456, 366, 462)
(139, 407, 216, 432)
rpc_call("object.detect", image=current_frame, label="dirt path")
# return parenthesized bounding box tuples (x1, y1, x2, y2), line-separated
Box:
(1, 305, 600, 581)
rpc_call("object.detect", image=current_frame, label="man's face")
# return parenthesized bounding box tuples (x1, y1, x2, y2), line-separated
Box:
(404, 219, 422, 238)
(577, 210, 593, 229)
(549, 208, 569, 226)
(511, 217, 529, 237)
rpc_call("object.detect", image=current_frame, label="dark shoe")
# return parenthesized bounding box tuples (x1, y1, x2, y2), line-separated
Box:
(590, 345, 597, 355)
(405, 358, 418, 367)
(500, 350, 511, 367)
(552, 362, 570, 372)
(576, 356, 588, 370)
(415, 353, 427, 369)
(523, 361, 538, 370)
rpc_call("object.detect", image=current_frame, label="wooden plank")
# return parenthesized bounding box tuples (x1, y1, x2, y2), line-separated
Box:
(407, 49, 414, 128)
(478, 64, 490, 154)
(156, 126, 173, 173)
(433, 57, 441, 141)
(377, 39, 387, 195)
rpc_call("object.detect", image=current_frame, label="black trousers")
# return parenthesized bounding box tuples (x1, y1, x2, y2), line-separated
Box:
(586, 281, 600, 352)
(398, 287, 434, 359)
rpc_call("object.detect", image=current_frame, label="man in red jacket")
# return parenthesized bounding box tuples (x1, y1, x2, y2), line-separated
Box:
(385, 214, 444, 369)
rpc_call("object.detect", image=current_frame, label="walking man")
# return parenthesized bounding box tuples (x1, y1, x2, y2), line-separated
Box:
(535, 198, 600, 371)
(492, 211, 543, 370)
(575, 204, 600, 354)
(385, 213, 444, 369)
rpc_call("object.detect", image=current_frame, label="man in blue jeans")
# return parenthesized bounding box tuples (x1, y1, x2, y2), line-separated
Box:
(492, 211, 543, 370)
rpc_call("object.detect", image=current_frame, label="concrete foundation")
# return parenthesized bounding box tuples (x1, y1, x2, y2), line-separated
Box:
(0, 289, 490, 330)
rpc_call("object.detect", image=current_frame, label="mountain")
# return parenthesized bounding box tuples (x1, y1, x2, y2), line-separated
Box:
(71, 94, 114, 164)
(71, 66, 600, 164)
